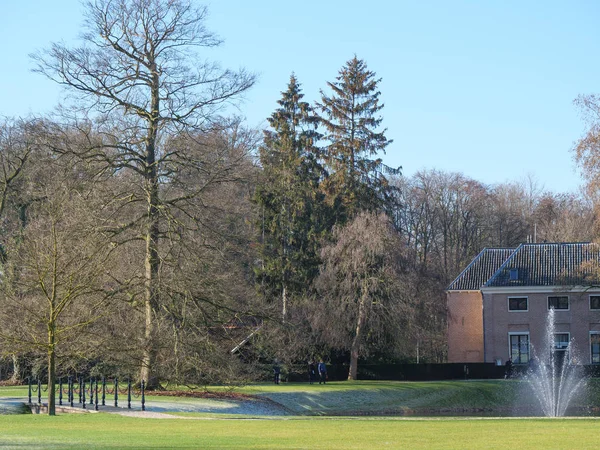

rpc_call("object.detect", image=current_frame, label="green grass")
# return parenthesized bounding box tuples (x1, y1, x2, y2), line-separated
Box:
(249, 380, 522, 414)
(0, 385, 31, 398)
(4, 379, 600, 415)
(1, 415, 600, 449)
(2, 380, 521, 414)
(2, 381, 600, 448)
(231, 379, 600, 415)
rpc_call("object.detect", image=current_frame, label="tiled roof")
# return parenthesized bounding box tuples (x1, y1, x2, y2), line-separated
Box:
(447, 248, 515, 291)
(485, 242, 600, 287)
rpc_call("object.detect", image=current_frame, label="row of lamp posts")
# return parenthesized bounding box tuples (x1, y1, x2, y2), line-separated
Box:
(28, 377, 146, 411)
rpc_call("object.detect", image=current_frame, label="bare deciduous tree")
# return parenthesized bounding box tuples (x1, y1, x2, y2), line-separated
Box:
(32, 0, 256, 386)
(313, 212, 412, 380)
(0, 159, 116, 415)
(574, 94, 600, 194)
(0, 118, 41, 383)
(533, 192, 594, 242)
(395, 170, 489, 283)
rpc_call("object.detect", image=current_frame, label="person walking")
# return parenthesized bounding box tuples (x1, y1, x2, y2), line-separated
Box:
(504, 357, 513, 379)
(317, 360, 327, 384)
(273, 361, 281, 384)
(308, 361, 316, 384)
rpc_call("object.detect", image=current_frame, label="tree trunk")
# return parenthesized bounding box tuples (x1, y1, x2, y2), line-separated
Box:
(141, 68, 161, 389)
(348, 293, 368, 381)
(282, 284, 287, 322)
(9, 354, 20, 384)
(47, 323, 56, 416)
(141, 181, 160, 388)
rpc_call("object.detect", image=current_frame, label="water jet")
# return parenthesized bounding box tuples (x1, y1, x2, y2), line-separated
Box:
(525, 307, 586, 416)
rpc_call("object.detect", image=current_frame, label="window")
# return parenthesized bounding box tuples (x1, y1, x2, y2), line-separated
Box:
(509, 333, 530, 364)
(591, 296, 600, 310)
(509, 269, 519, 281)
(508, 297, 528, 311)
(548, 296, 569, 310)
(591, 333, 600, 364)
(554, 333, 570, 351)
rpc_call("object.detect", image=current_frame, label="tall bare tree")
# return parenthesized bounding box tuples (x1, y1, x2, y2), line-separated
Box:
(32, 0, 255, 386)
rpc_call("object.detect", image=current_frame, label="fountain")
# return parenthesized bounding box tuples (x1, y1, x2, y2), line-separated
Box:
(525, 307, 587, 416)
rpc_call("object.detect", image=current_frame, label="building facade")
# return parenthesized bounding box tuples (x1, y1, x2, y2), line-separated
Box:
(447, 243, 600, 365)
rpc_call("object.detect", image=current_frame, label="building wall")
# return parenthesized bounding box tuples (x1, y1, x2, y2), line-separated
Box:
(447, 291, 484, 363)
(482, 289, 600, 364)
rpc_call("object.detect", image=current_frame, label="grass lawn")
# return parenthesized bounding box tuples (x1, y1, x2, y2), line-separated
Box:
(2, 380, 523, 415)
(0, 385, 31, 398)
(199, 379, 600, 415)
(1, 414, 600, 449)
(2, 380, 600, 448)
(238, 380, 522, 414)
(4, 378, 600, 414)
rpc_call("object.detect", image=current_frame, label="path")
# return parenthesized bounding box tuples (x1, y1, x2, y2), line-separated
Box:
(0, 395, 290, 417)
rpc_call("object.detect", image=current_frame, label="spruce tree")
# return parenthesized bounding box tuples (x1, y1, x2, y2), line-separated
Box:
(317, 56, 399, 224)
(255, 75, 325, 320)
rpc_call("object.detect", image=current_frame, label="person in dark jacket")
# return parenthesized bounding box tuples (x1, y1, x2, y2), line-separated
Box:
(504, 358, 513, 379)
(273, 362, 281, 384)
(317, 360, 327, 384)
(308, 361, 316, 384)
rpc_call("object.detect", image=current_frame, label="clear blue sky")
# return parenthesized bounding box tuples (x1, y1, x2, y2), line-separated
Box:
(2, 0, 599, 193)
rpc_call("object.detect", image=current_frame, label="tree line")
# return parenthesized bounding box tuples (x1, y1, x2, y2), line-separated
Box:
(0, 0, 597, 415)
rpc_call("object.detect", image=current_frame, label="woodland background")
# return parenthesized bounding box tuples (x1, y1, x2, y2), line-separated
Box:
(1, 1, 600, 407)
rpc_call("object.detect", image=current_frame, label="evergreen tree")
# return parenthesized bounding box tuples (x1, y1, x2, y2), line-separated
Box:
(317, 56, 399, 223)
(255, 75, 325, 320)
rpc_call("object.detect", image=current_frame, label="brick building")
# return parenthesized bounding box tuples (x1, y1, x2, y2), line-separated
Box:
(447, 243, 600, 365)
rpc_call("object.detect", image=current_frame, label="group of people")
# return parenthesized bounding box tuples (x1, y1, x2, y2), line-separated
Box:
(273, 359, 328, 384)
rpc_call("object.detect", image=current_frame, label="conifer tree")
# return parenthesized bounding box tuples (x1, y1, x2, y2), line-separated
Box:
(255, 75, 325, 320)
(317, 56, 399, 224)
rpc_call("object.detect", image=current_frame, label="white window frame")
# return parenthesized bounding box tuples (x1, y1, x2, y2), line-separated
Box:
(508, 296, 528, 312)
(590, 295, 600, 311)
(554, 332, 570, 351)
(590, 332, 600, 365)
(547, 295, 570, 311)
(508, 331, 530, 364)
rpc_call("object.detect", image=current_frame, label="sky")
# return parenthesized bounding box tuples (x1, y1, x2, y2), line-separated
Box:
(2, 0, 600, 194)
